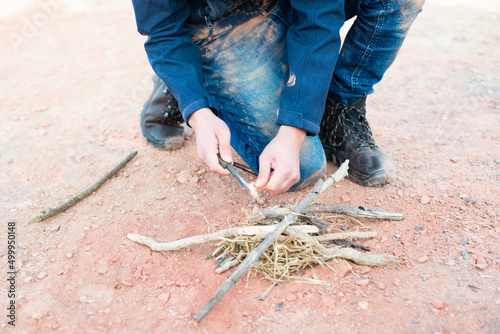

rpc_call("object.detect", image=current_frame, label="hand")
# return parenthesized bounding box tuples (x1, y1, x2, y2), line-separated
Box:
(188, 107, 232, 175)
(255, 126, 307, 195)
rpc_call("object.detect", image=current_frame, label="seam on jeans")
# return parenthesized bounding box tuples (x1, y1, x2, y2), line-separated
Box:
(271, 8, 290, 28)
(350, 0, 389, 93)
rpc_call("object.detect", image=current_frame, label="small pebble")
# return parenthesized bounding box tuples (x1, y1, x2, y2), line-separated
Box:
(444, 258, 456, 266)
(66, 253, 73, 259)
(394, 233, 402, 239)
(277, 302, 284, 311)
(97, 265, 108, 275)
(475, 263, 488, 270)
(401, 233, 413, 244)
(37, 271, 48, 280)
(35, 106, 49, 112)
(358, 301, 368, 310)
(412, 319, 420, 324)
(415, 226, 424, 231)
(355, 279, 370, 287)
(176, 171, 193, 185)
(79, 295, 88, 303)
(420, 196, 431, 204)
(431, 300, 445, 309)
(461, 250, 470, 260)
(285, 293, 297, 301)
(417, 256, 429, 263)
(157, 292, 170, 303)
(121, 280, 134, 287)
(461, 197, 477, 204)
(377, 282, 386, 290)
(32, 313, 43, 320)
(358, 266, 371, 275)
(47, 224, 61, 232)
(340, 194, 351, 203)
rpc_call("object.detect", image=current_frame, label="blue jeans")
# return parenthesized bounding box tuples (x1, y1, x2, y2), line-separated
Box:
(193, 0, 424, 190)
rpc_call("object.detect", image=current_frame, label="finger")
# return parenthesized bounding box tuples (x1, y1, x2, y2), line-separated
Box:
(218, 138, 233, 164)
(255, 156, 272, 190)
(215, 126, 232, 175)
(265, 167, 300, 195)
(206, 151, 230, 175)
(197, 140, 229, 175)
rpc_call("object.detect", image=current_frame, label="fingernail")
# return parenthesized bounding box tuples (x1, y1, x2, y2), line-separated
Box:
(222, 155, 232, 163)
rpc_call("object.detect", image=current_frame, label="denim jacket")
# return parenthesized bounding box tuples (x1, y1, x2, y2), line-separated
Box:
(132, 0, 344, 135)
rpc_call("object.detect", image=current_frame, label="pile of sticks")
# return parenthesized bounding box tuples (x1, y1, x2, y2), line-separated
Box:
(128, 161, 403, 324)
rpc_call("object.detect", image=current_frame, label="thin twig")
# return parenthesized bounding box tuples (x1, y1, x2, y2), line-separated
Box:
(190, 161, 349, 324)
(128, 225, 318, 252)
(300, 214, 331, 232)
(248, 203, 404, 222)
(314, 231, 378, 242)
(284, 228, 397, 267)
(28, 151, 138, 224)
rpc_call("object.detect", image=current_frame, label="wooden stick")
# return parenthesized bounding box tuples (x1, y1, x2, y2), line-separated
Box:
(284, 229, 397, 267)
(314, 231, 378, 242)
(324, 247, 398, 266)
(248, 203, 404, 222)
(128, 228, 374, 254)
(306, 204, 404, 220)
(190, 161, 349, 324)
(28, 151, 137, 224)
(300, 214, 331, 232)
(214, 259, 239, 274)
(128, 225, 318, 252)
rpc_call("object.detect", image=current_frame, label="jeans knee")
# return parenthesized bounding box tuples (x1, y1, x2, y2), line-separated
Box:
(289, 140, 327, 192)
(399, 0, 425, 20)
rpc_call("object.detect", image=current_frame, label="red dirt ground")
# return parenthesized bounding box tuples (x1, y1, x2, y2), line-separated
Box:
(1, 0, 499, 333)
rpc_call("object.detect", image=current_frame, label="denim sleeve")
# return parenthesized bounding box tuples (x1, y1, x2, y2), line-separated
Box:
(276, 0, 345, 135)
(131, 0, 215, 124)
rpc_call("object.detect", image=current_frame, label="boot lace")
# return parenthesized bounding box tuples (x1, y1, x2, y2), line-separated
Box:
(338, 105, 377, 149)
(159, 88, 184, 126)
(325, 103, 377, 150)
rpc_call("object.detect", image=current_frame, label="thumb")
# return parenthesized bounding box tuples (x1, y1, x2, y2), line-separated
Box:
(217, 129, 232, 163)
(218, 144, 232, 164)
(255, 156, 271, 190)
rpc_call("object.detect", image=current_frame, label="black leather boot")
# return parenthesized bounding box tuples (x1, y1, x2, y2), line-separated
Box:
(319, 95, 396, 186)
(140, 75, 184, 150)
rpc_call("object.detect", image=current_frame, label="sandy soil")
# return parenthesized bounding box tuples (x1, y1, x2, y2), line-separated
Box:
(1, 0, 499, 333)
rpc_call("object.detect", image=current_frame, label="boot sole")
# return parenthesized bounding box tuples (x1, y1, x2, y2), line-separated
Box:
(325, 146, 396, 187)
(141, 126, 184, 151)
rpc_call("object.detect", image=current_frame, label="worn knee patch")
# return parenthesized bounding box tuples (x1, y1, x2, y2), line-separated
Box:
(289, 137, 327, 191)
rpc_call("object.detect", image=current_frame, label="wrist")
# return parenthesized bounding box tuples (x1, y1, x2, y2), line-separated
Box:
(277, 125, 307, 147)
(188, 107, 215, 129)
